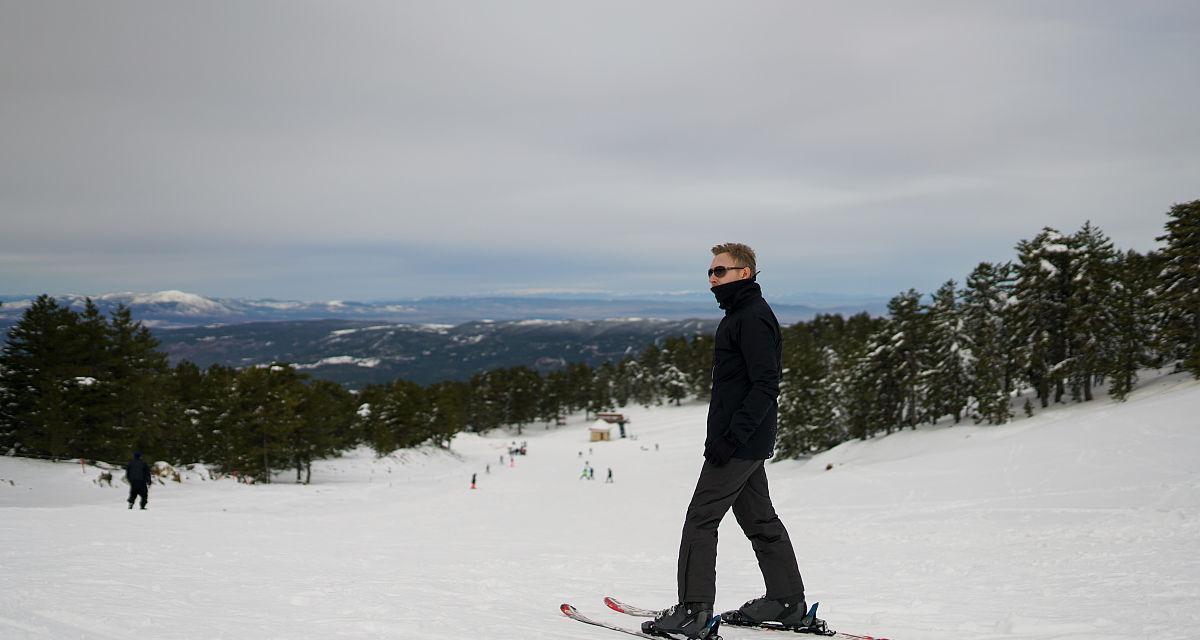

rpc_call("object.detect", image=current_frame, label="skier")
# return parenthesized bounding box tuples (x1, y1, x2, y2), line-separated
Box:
(605, 468, 613, 484)
(125, 451, 151, 510)
(471, 472, 477, 490)
(645, 244, 811, 639)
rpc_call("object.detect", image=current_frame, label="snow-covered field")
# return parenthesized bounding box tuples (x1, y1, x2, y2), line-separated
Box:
(3, 371, 1200, 640)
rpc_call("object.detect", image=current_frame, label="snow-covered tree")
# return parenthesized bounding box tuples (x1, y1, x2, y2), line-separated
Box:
(1012, 227, 1074, 408)
(923, 280, 970, 424)
(1155, 199, 1200, 377)
(962, 262, 1013, 424)
(1066, 221, 1118, 401)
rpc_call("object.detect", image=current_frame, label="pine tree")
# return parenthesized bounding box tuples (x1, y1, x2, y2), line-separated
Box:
(923, 280, 970, 424)
(537, 370, 571, 426)
(1109, 250, 1159, 400)
(1067, 221, 1119, 402)
(660, 336, 700, 404)
(885, 289, 927, 430)
(0, 295, 83, 458)
(1012, 228, 1074, 407)
(196, 364, 240, 471)
(465, 370, 502, 433)
(565, 362, 594, 417)
(962, 262, 1013, 424)
(842, 334, 885, 439)
(660, 363, 691, 406)
(102, 304, 171, 461)
(427, 381, 467, 445)
(633, 345, 662, 408)
(290, 379, 355, 483)
(1155, 199, 1200, 377)
(503, 366, 543, 432)
(688, 335, 715, 399)
(228, 365, 305, 482)
(776, 321, 836, 456)
(164, 360, 207, 462)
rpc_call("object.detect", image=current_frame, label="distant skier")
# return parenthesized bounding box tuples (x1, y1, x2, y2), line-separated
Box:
(579, 463, 590, 480)
(605, 468, 613, 484)
(125, 451, 151, 510)
(644, 243, 811, 639)
(471, 472, 477, 490)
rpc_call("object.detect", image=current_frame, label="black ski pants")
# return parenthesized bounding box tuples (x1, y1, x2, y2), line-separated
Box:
(677, 457, 804, 605)
(128, 482, 148, 508)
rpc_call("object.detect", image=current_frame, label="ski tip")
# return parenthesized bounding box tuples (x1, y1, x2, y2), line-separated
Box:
(560, 603, 577, 616)
(604, 596, 623, 612)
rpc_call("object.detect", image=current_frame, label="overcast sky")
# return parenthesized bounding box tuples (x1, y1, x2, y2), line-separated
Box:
(2, 1, 1197, 301)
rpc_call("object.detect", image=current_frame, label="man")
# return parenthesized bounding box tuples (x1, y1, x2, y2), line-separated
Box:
(644, 243, 813, 639)
(126, 451, 151, 510)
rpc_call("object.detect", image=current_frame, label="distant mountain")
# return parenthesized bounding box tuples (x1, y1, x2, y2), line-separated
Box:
(0, 289, 886, 330)
(152, 317, 720, 388)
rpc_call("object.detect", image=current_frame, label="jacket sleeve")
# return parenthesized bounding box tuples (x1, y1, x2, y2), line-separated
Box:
(728, 315, 780, 445)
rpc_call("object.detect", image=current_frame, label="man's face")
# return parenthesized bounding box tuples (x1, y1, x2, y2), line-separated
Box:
(708, 252, 751, 288)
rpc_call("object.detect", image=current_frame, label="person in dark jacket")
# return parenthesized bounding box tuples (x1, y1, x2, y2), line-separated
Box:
(126, 451, 151, 510)
(645, 243, 812, 639)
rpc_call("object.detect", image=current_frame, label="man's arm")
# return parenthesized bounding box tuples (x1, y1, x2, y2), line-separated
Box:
(728, 316, 780, 445)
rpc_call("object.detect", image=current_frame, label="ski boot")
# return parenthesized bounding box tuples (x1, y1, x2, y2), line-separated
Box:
(641, 602, 721, 639)
(721, 595, 828, 633)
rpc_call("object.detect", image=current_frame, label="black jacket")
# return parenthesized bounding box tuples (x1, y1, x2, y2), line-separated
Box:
(706, 278, 781, 460)
(126, 458, 151, 485)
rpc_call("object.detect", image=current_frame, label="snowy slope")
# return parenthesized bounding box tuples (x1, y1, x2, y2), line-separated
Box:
(2, 371, 1199, 640)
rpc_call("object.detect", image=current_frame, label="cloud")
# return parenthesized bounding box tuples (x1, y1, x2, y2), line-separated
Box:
(1, 1, 1196, 300)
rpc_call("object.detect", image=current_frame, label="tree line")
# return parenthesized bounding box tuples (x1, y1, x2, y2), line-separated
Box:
(775, 200, 1199, 456)
(1, 200, 1197, 476)
(0, 296, 713, 481)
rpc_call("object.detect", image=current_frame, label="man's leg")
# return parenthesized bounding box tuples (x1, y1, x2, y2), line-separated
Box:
(127, 484, 137, 508)
(137, 484, 148, 509)
(731, 464, 804, 600)
(677, 458, 761, 604)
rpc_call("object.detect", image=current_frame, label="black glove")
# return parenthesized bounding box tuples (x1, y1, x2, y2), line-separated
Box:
(703, 437, 738, 467)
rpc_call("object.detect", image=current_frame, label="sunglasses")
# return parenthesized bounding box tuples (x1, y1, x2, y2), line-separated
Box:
(707, 265, 747, 278)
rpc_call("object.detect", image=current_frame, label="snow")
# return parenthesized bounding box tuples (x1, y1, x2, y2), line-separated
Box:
(329, 325, 396, 337)
(294, 356, 382, 369)
(129, 290, 228, 314)
(3, 372, 1200, 639)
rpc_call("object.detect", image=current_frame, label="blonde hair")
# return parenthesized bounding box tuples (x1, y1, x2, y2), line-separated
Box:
(711, 243, 757, 274)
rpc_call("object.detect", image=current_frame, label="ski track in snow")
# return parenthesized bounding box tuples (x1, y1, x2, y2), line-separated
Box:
(2, 371, 1199, 639)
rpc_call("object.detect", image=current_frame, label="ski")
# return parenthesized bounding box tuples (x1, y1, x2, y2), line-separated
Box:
(561, 603, 722, 640)
(603, 597, 889, 640)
